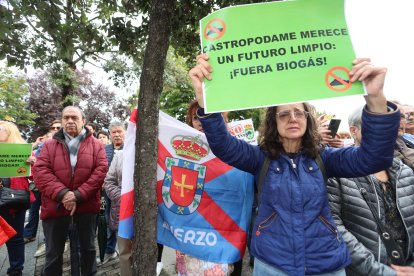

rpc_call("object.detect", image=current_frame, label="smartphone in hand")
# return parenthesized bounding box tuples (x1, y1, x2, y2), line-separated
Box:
(328, 119, 341, 138)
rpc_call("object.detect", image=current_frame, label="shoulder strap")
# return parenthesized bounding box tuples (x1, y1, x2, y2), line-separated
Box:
(354, 181, 406, 265)
(315, 154, 327, 184)
(257, 156, 271, 199)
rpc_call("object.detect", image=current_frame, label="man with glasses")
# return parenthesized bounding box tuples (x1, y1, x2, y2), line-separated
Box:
(394, 104, 414, 170)
(400, 104, 414, 148)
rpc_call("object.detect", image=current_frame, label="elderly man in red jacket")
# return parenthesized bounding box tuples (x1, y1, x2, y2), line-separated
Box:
(33, 106, 108, 276)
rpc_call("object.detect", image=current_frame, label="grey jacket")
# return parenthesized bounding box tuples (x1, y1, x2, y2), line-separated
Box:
(395, 137, 414, 170)
(103, 151, 123, 231)
(327, 158, 414, 276)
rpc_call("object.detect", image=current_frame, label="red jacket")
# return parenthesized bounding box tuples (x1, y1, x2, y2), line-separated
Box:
(6, 177, 35, 214)
(9, 177, 35, 203)
(33, 129, 108, 220)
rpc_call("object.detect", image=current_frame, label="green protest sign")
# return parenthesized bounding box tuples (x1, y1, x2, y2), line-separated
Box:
(0, 144, 32, 177)
(200, 0, 363, 113)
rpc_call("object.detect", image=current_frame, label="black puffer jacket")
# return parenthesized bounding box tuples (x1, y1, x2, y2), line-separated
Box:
(327, 158, 414, 276)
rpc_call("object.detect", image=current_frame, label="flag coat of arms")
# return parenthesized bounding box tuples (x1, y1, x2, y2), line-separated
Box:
(157, 112, 254, 264)
(118, 110, 254, 264)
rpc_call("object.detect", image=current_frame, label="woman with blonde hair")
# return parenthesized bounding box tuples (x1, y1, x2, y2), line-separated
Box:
(0, 120, 35, 276)
(0, 121, 26, 144)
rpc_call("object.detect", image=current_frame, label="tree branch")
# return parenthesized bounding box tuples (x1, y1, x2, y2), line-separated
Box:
(74, 49, 119, 64)
(73, 50, 95, 64)
(83, 59, 105, 69)
(23, 15, 54, 42)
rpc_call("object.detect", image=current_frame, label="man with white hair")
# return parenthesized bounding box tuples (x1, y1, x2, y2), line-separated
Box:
(98, 121, 126, 265)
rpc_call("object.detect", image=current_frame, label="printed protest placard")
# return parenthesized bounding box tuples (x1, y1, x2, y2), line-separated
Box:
(200, 0, 363, 113)
(227, 119, 257, 145)
(0, 144, 32, 177)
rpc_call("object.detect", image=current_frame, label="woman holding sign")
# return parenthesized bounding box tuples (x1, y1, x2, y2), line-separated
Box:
(0, 121, 35, 276)
(189, 55, 400, 275)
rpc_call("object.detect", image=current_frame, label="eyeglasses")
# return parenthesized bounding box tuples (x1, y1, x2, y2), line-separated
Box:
(276, 110, 309, 121)
(404, 112, 414, 120)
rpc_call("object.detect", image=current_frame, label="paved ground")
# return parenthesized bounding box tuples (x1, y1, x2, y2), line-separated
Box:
(1, 212, 253, 275)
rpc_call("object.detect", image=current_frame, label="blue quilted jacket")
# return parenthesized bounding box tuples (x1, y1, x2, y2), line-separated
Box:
(105, 144, 123, 167)
(198, 104, 399, 275)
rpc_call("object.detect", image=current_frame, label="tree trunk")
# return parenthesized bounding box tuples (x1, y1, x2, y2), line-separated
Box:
(133, 0, 176, 275)
(61, 63, 76, 107)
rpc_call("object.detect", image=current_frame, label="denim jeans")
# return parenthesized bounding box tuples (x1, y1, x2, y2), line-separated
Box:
(0, 208, 26, 274)
(253, 258, 346, 276)
(24, 191, 41, 238)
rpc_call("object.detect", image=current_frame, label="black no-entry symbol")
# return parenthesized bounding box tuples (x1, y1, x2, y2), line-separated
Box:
(325, 66, 352, 92)
(204, 18, 226, 41)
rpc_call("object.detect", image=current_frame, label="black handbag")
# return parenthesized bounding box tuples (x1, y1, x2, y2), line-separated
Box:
(0, 186, 30, 210)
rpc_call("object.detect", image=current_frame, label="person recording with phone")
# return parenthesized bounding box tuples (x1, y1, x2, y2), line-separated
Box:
(318, 116, 345, 148)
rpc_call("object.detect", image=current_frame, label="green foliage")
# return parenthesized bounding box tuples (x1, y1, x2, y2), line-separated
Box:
(115, 0, 278, 66)
(0, 68, 38, 128)
(228, 108, 265, 132)
(0, 0, 126, 102)
(103, 55, 142, 88)
(2, 0, 275, 129)
(159, 48, 194, 121)
(160, 84, 195, 122)
(50, 64, 79, 89)
(61, 94, 81, 107)
(1, 0, 120, 69)
(0, 4, 30, 68)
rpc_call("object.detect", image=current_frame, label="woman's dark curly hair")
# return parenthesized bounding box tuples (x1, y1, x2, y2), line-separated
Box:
(258, 103, 321, 159)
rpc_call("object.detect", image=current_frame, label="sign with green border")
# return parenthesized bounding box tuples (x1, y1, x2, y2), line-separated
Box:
(0, 144, 32, 177)
(200, 0, 363, 113)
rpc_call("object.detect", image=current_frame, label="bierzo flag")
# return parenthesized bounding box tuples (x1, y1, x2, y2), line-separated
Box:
(157, 112, 254, 263)
(118, 110, 254, 263)
(118, 109, 137, 240)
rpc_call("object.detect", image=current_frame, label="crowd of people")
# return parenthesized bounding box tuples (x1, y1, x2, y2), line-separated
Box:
(0, 55, 414, 276)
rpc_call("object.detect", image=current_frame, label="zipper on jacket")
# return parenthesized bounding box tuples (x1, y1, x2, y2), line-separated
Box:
(394, 165, 410, 259)
(318, 215, 340, 241)
(366, 177, 383, 262)
(290, 158, 297, 169)
(256, 212, 277, 236)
